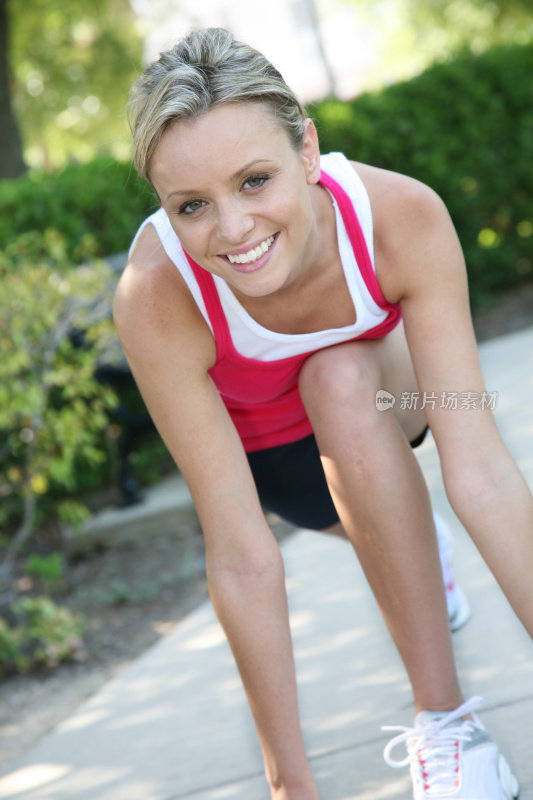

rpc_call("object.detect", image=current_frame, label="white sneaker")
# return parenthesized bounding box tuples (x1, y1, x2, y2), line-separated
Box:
(434, 513, 471, 632)
(383, 697, 520, 800)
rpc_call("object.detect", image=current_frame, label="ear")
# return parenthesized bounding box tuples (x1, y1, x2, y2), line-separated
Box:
(300, 118, 321, 184)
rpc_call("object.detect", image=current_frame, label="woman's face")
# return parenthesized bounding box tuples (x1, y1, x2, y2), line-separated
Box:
(150, 102, 323, 298)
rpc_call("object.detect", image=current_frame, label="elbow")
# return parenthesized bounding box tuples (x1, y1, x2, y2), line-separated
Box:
(206, 538, 285, 583)
(207, 552, 285, 584)
(443, 454, 517, 522)
(205, 545, 287, 619)
(444, 467, 489, 517)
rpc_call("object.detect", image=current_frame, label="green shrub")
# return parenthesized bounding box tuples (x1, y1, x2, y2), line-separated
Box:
(0, 596, 84, 677)
(0, 230, 118, 576)
(311, 42, 533, 307)
(0, 158, 156, 260)
(25, 552, 66, 594)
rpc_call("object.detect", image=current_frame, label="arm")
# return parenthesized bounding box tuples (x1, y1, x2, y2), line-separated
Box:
(359, 164, 533, 633)
(113, 224, 316, 794)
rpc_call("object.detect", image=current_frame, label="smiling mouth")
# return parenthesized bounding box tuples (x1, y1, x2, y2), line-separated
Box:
(225, 235, 276, 265)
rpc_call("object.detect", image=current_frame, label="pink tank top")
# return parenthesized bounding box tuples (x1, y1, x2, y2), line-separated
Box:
(184, 170, 401, 452)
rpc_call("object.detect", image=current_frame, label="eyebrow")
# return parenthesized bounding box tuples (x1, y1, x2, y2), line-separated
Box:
(165, 159, 276, 201)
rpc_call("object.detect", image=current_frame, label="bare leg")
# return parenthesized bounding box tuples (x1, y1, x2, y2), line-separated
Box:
(298, 322, 464, 712)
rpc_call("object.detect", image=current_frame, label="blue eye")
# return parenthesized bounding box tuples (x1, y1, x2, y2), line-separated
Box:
(179, 199, 205, 215)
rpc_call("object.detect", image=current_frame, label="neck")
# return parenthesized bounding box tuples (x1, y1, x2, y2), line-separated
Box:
(298, 180, 338, 281)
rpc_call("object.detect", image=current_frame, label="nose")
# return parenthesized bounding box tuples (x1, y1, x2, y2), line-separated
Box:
(215, 196, 255, 244)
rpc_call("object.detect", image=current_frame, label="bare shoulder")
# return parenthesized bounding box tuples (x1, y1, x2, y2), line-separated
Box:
(113, 223, 215, 368)
(349, 160, 445, 224)
(114, 222, 191, 330)
(348, 160, 455, 302)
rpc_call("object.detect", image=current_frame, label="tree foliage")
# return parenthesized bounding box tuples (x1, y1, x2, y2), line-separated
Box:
(403, 0, 533, 52)
(332, 0, 533, 90)
(8, 0, 144, 169)
(340, 0, 533, 47)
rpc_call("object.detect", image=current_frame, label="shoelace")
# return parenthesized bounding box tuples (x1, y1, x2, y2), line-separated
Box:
(382, 696, 483, 795)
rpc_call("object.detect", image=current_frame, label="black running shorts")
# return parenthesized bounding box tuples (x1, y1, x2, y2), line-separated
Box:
(247, 427, 429, 530)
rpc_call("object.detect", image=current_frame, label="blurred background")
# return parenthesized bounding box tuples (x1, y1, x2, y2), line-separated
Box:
(3, 0, 533, 172)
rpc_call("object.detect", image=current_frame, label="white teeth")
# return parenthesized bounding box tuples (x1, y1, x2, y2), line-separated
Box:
(227, 235, 274, 265)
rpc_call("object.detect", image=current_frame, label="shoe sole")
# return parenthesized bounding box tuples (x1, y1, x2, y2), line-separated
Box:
(499, 753, 520, 799)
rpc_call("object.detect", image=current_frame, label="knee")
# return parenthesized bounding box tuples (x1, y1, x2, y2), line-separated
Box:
(298, 343, 381, 414)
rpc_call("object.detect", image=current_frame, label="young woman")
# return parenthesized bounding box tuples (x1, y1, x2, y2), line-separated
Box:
(114, 27, 532, 800)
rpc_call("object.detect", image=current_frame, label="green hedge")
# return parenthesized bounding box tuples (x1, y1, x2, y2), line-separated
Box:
(310, 42, 533, 308)
(0, 158, 156, 261)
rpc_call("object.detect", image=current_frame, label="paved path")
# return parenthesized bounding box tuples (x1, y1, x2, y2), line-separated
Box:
(0, 327, 532, 800)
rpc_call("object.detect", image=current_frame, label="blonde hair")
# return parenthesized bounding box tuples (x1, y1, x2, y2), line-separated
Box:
(128, 27, 307, 183)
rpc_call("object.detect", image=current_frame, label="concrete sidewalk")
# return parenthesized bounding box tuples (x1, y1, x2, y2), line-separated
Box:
(0, 327, 532, 800)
